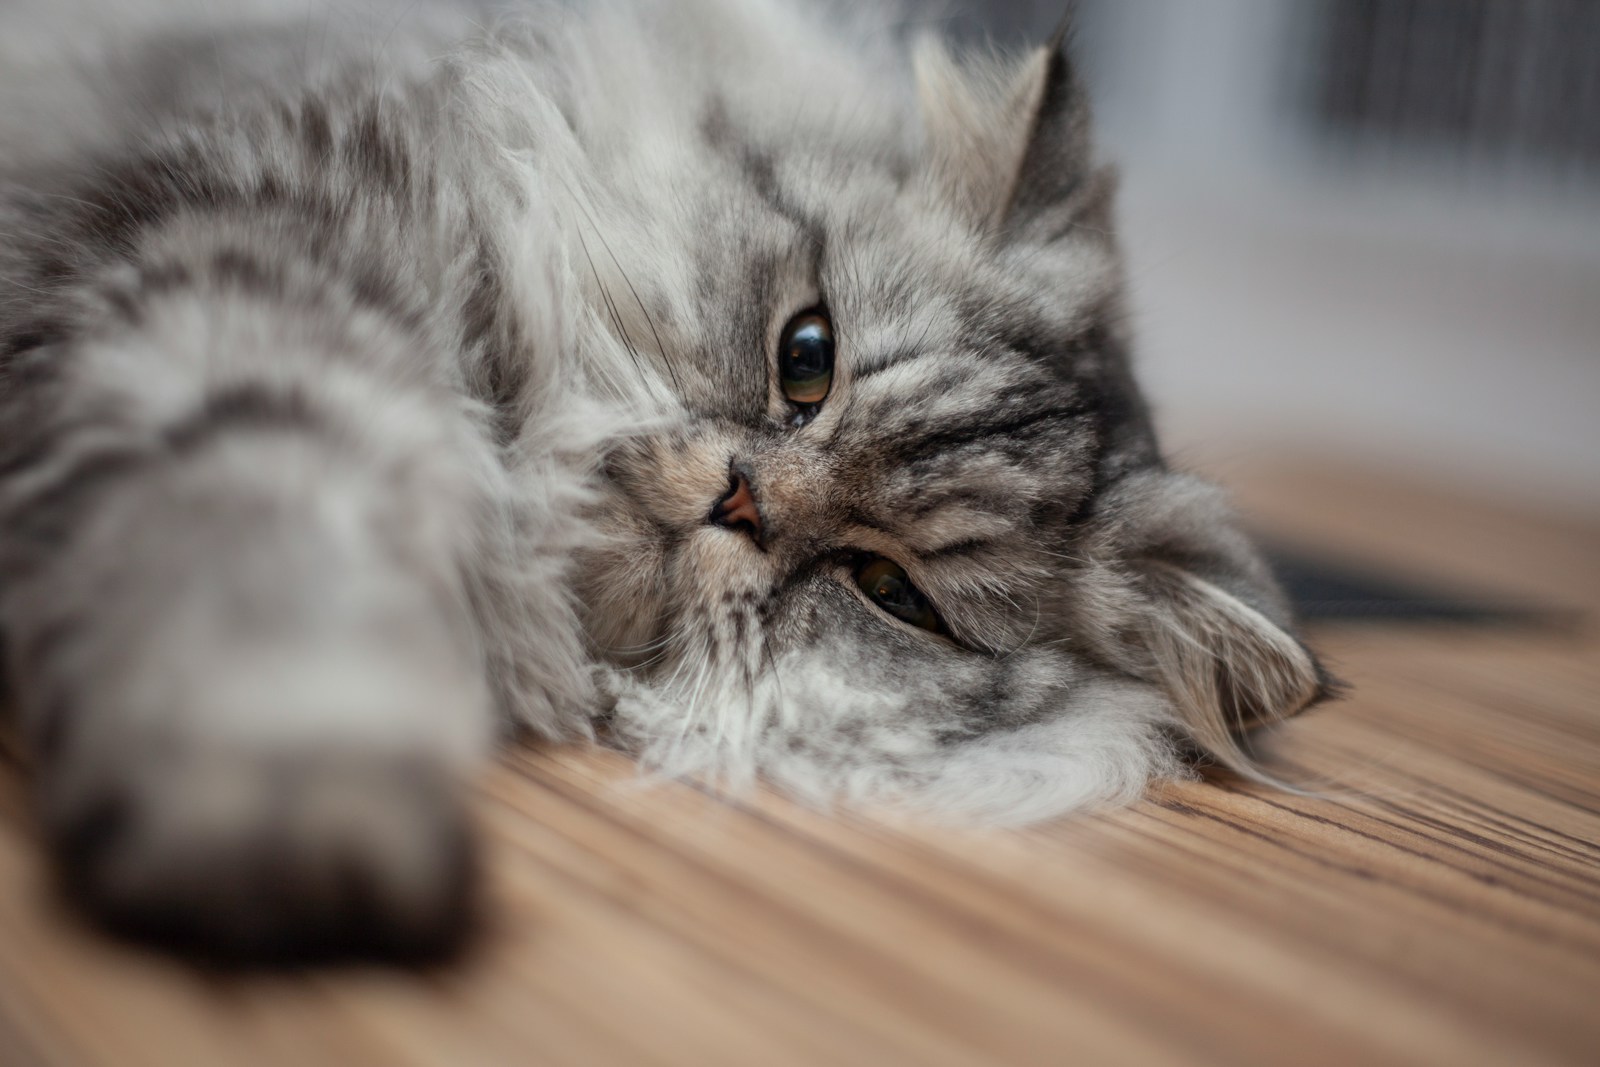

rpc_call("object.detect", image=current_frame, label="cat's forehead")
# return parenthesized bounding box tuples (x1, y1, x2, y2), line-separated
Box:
(822, 313, 1101, 590)
(822, 223, 1113, 518)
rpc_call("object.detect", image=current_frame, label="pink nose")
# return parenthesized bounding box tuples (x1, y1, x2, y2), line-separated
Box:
(709, 469, 764, 547)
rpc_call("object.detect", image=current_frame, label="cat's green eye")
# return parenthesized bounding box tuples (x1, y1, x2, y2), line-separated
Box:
(854, 557, 942, 633)
(778, 309, 834, 406)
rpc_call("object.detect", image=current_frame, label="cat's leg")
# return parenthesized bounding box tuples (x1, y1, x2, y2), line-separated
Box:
(0, 269, 519, 961)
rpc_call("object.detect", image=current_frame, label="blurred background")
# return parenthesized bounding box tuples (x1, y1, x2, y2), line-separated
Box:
(928, 0, 1600, 519)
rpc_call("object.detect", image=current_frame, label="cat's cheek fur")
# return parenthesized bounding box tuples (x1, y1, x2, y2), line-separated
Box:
(776, 677, 1183, 827)
(604, 570, 1185, 825)
(608, 641, 1184, 827)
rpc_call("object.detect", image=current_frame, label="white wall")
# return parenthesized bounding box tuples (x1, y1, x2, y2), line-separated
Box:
(1071, 0, 1600, 515)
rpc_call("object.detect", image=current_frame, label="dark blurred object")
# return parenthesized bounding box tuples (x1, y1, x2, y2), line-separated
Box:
(934, 0, 1600, 191)
(1265, 544, 1575, 626)
(1305, 0, 1600, 183)
(920, 0, 1056, 44)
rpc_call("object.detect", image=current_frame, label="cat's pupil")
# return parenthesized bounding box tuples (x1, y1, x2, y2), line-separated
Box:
(786, 328, 828, 377)
(855, 557, 941, 632)
(873, 572, 908, 605)
(778, 310, 834, 406)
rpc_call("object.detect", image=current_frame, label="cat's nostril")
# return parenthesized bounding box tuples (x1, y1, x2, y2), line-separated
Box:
(709, 469, 764, 547)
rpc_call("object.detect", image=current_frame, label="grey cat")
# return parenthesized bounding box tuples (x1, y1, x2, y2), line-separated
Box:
(0, 0, 1329, 960)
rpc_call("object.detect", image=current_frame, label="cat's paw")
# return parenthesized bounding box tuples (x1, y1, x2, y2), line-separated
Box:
(42, 748, 478, 965)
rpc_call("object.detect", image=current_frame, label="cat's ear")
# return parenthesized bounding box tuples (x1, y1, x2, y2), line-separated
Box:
(1134, 556, 1330, 776)
(1085, 473, 1335, 777)
(913, 24, 1111, 242)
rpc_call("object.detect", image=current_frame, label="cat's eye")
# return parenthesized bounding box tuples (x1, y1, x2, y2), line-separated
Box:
(778, 309, 834, 407)
(854, 557, 942, 633)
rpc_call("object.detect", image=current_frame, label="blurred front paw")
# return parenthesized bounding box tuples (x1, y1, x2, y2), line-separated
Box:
(42, 747, 478, 965)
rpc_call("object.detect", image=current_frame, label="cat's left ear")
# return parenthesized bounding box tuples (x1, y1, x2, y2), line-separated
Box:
(914, 24, 1112, 243)
(1080, 471, 1338, 779)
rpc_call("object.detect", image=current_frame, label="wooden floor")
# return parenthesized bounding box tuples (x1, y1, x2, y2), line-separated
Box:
(1, 456, 1596, 1067)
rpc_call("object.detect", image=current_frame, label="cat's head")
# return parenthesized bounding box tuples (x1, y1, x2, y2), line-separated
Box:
(519, 3, 1330, 821)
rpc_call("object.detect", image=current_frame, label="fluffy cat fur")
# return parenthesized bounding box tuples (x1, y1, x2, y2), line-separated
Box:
(0, 0, 1329, 960)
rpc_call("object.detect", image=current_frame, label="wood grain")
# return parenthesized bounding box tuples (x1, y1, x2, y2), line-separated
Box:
(1, 456, 1596, 1067)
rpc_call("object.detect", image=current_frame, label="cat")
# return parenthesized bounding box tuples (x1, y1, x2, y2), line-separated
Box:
(0, 0, 1330, 961)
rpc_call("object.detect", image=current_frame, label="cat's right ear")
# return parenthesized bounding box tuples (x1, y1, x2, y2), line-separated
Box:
(913, 23, 1113, 244)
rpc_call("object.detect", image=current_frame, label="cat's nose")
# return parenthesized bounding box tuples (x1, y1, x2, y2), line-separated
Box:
(709, 467, 764, 548)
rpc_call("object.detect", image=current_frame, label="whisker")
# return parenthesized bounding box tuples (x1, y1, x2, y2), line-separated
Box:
(998, 596, 1043, 661)
(568, 195, 685, 395)
(573, 224, 649, 388)
(757, 623, 787, 729)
